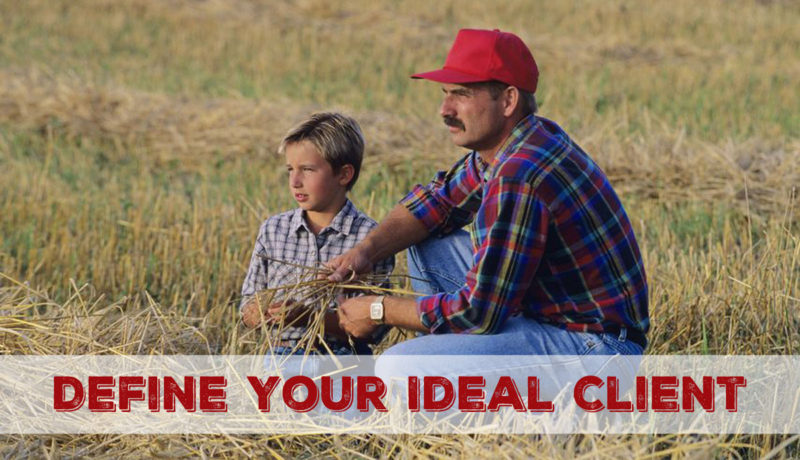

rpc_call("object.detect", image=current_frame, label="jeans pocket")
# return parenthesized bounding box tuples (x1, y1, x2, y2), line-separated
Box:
(599, 333, 639, 355)
(576, 332, 601, 356)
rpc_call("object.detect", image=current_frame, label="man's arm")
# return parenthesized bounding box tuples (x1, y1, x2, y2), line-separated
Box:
(328, 152, 483, 283)
(339, 178, 548, 338)
(327, 204, 428, 282)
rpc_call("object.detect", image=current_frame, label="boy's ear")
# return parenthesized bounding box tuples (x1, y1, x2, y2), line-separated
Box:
(337, 164, 355, 187)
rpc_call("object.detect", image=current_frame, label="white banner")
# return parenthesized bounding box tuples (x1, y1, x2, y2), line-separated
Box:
(0, 355, 796, 434)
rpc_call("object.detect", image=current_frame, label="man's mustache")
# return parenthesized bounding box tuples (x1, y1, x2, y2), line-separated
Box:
(443, 116, 465, 130)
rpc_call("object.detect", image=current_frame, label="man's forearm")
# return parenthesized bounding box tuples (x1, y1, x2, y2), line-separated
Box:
(384, 295, 428, 333)
(327, 204, 430, 283)
(336, 294, 428, 338)
(360, 204, 429, 264)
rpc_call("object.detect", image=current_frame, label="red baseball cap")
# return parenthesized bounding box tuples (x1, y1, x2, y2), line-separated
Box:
(411, 28, 539, 93)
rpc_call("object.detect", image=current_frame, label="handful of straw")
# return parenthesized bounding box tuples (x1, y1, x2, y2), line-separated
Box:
(245, 256, 420, 355)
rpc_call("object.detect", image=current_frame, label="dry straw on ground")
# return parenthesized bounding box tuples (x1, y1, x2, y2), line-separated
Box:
(0, 68, 442, 171)
(240, 257, 417, 355)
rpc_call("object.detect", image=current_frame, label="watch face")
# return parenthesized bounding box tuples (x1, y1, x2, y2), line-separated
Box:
(370, 303, 381, 319)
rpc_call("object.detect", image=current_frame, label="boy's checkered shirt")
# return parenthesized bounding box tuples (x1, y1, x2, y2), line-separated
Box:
(240, 199, 395, 354)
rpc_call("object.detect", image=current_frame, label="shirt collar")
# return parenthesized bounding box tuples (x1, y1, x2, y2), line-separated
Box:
(472, 153, 491, 183)
(326, 199, 357, 236)
(486, 114, 541, 178)
(289, 207, 307, 234)
(290, 199, 358, 236)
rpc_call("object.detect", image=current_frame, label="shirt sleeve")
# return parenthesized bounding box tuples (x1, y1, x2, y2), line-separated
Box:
(240, 221, 270, 311)
(399, 152, 484, 236)
(416, 177, 549, 334)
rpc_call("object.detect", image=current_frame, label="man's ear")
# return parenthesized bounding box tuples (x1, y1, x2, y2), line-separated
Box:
(502, 86, 520, 117)
(338, 164, 355, 187)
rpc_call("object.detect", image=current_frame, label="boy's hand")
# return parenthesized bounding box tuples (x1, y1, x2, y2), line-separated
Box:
(267, 300, 312, 326)
(241, 299, 300, 328)
(241, 300, 264, 328)
(326, 246, 373, 283)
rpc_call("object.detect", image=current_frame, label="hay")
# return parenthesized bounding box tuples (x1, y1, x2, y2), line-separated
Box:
(0, 273, 212, 355)
(2, 67, 798, 218)
(240, 256, 421, 355)
(0, 68, 448, 172)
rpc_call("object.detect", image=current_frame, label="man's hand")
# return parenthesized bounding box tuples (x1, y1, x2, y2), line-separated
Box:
(326, 204, 429, 283)
(241, 299, 302, 328)
(326, 245, 373, 283)
(337, 295, 379, 338)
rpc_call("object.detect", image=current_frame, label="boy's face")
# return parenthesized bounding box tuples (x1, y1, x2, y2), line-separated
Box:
(284, 140, 349, 215)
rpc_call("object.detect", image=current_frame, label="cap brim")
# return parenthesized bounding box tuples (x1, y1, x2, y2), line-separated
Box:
(410, 68, 488, 84)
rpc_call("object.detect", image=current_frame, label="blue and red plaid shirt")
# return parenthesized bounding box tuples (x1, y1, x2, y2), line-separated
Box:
(400, 115, 649, 341)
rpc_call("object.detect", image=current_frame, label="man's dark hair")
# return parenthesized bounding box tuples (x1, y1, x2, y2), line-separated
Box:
(474, 81, 538, 115)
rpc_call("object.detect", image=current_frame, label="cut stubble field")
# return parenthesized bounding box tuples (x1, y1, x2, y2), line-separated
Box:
(0, 0, 799, 457)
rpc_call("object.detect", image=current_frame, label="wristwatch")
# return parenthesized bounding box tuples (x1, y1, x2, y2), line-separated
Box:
(369, 296, 385, 324)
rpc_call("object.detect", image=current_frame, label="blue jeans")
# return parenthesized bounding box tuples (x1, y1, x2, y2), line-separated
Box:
(387, 229, 642, 356)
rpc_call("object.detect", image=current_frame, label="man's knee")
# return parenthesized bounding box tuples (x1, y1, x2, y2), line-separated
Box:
(375, 335, 437, 382)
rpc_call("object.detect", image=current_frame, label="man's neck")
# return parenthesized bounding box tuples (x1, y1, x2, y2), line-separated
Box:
(476, 113, 529, 164)
(476, 149, 499, 165)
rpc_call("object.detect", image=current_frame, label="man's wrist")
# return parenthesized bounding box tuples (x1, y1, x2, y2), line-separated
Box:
(369, 295, 385, 324)
(382, 296, 428, 333)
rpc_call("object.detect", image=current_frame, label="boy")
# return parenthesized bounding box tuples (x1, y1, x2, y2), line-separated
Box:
(240, 112, 394, 355)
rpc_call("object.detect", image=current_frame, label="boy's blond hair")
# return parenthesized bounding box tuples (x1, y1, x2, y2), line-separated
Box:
(278, 112, 365, 191)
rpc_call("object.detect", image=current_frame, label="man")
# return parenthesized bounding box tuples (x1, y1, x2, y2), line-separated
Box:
(328, 29, 649, 359)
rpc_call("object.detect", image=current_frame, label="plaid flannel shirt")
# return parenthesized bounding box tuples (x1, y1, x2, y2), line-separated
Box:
(241, 199, 395, 354)
(400, 115, 649, 341)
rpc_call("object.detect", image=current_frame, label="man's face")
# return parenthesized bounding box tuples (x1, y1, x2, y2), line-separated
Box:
(439, 83, 507, 154)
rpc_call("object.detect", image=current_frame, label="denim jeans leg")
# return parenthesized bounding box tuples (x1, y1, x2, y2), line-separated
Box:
(377, 316, 643, 407)
(407, 229, 472, 295)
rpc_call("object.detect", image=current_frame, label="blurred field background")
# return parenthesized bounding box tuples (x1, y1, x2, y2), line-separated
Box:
(1, 0, 799, 457)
